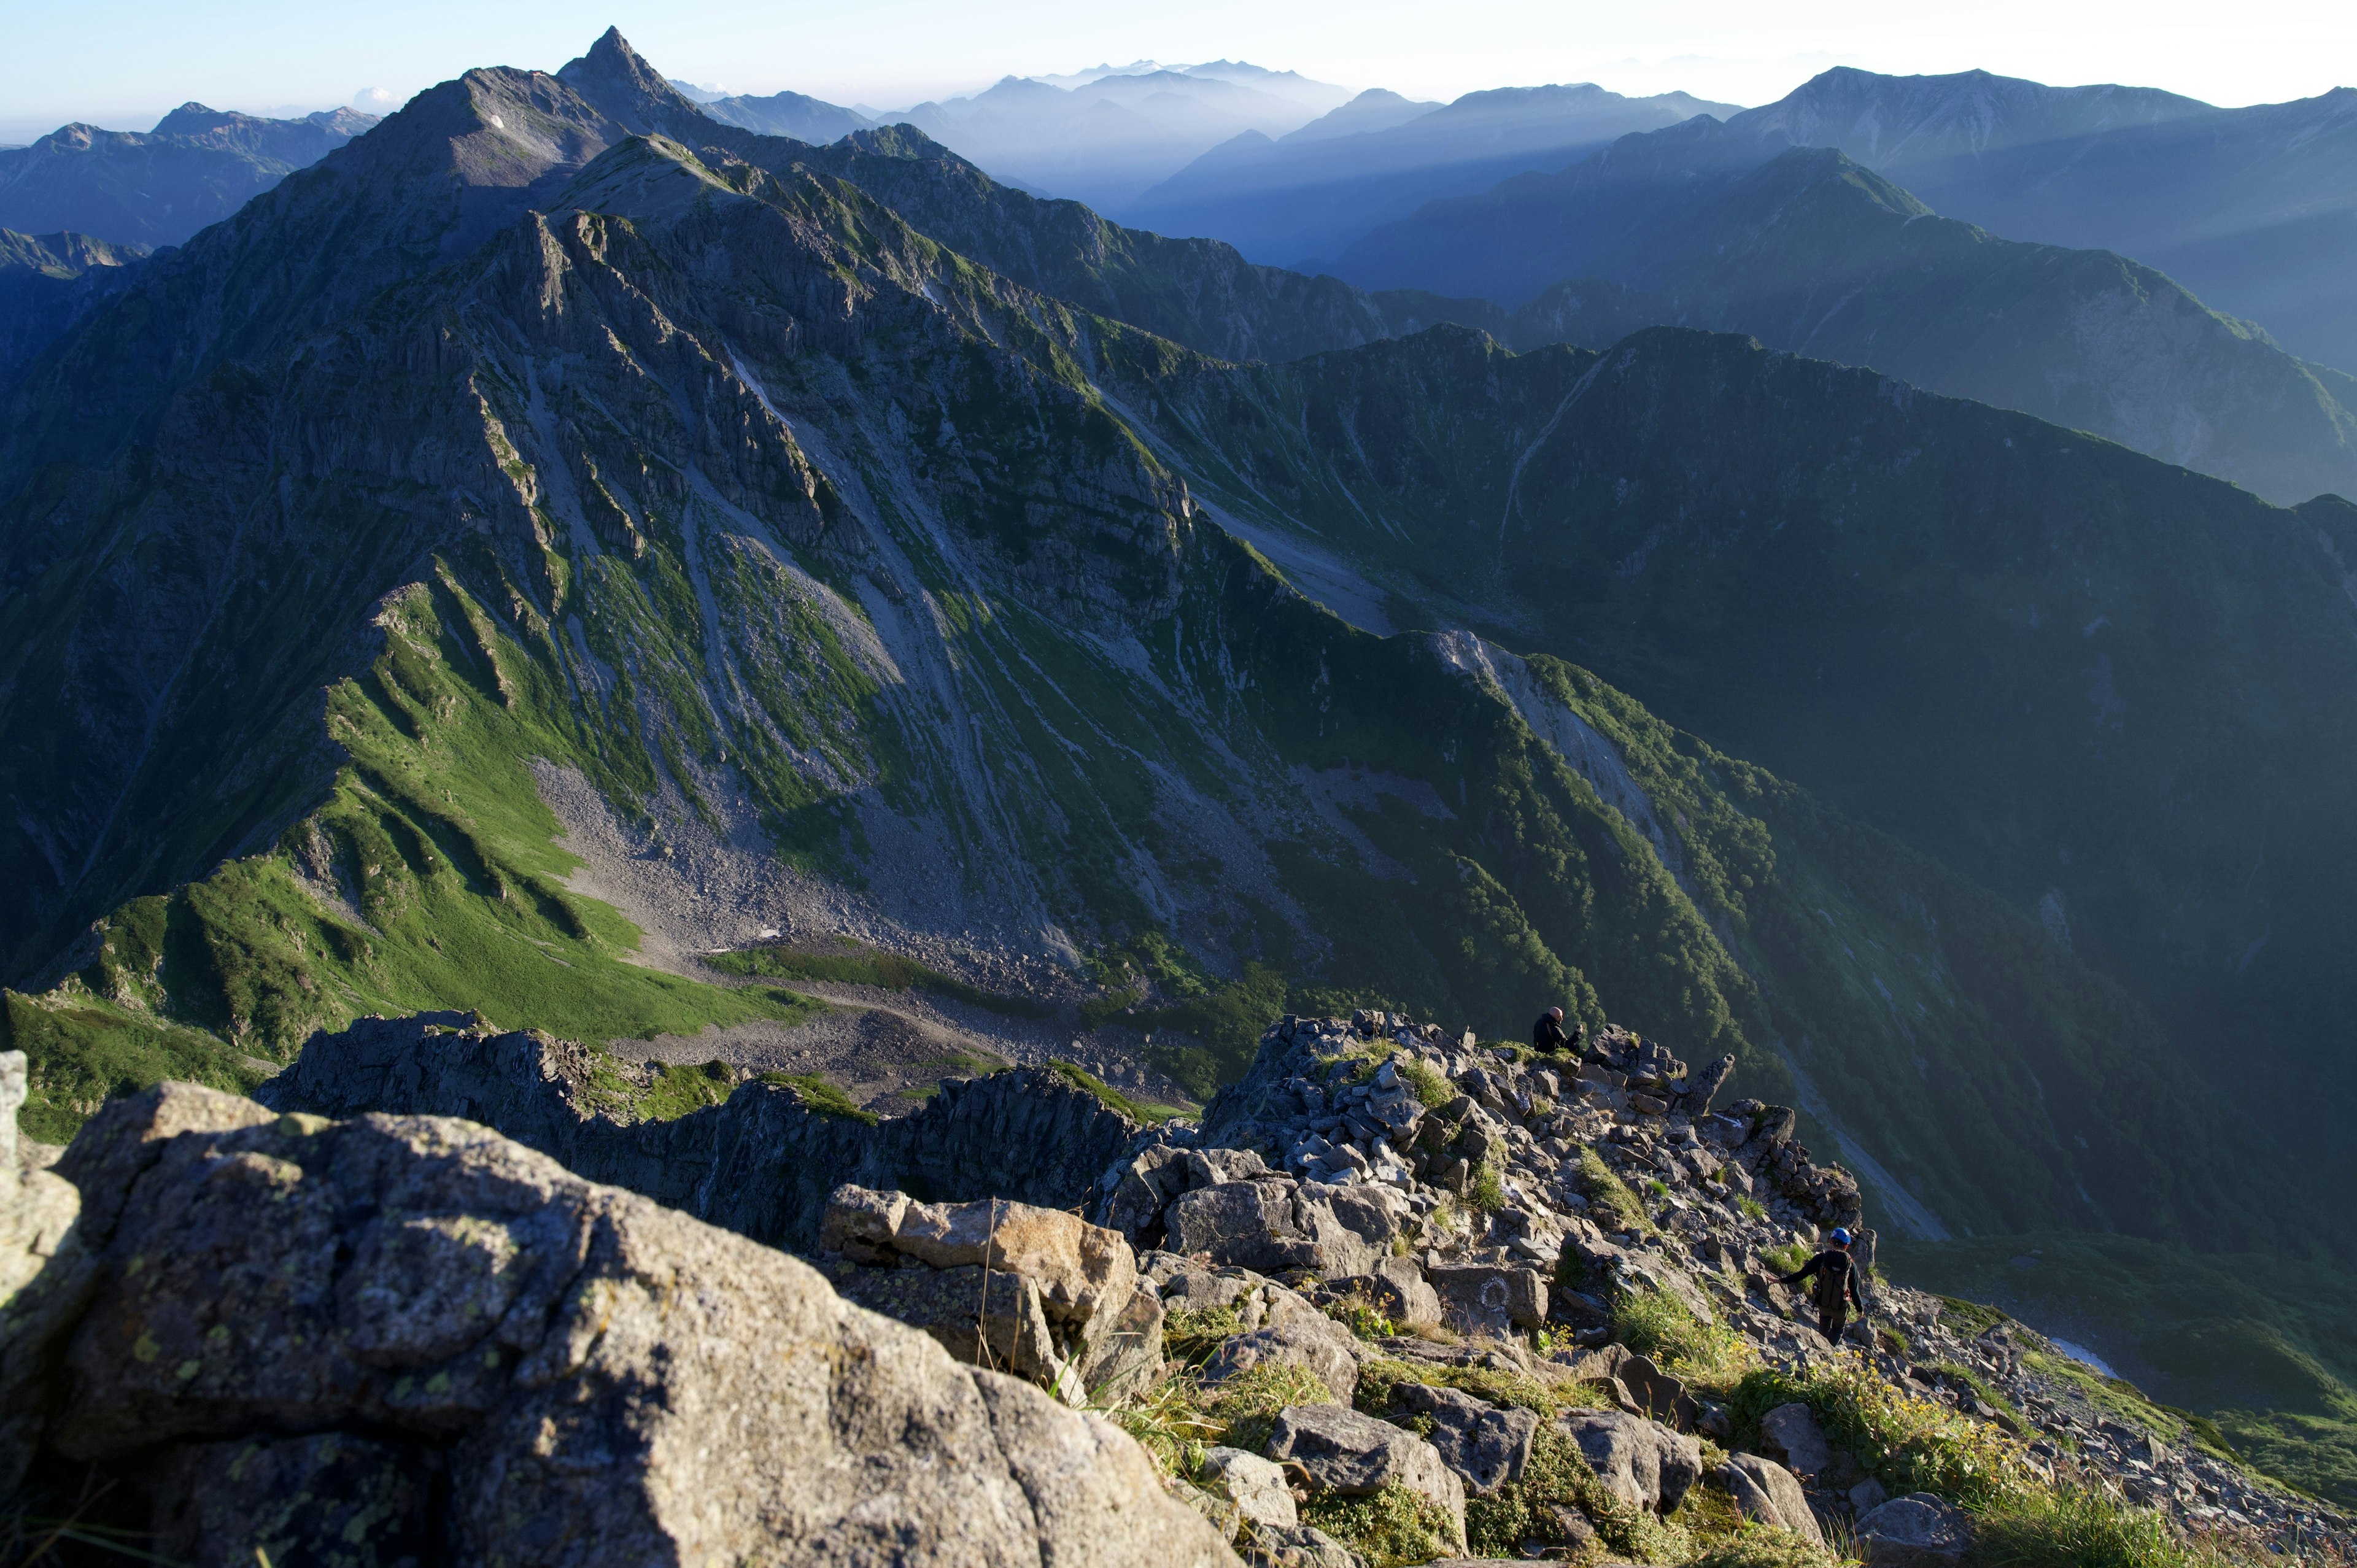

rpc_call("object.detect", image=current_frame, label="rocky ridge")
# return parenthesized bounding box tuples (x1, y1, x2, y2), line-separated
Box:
(179, 1008, 2357, 1564)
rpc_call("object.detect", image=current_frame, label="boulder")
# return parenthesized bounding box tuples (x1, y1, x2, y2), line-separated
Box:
(21, 1084, 1238, 1567)
(1429, 1264, 1549, 1334)
(1678, 1054, 1737, 1118)
(1266, 1404, 1467, 1548)
(882, 1189, 1139, 1333)
(1099, 1143, 1190, 1242)
(1715, 1453, 1824, 1544)
(1759, 1401, 1832, 1478)
(1613, 1352, 1703, 1432)
(1078, 1278, 1167, 1401)
(1167, 1181, 1320, 1275)
(1, 1049, 109, 1493)
(1202, 1313, 1364, 1404)
(1392, 1382, 1539, 1495)
(1856, 1493, 1972, 1567)
(1328, 1257, 1442, 1330)
(1555, 1410, 1704, 1513)
(1249, 1523, 1365, 1567)
(1198, 1446, 1298, 1529)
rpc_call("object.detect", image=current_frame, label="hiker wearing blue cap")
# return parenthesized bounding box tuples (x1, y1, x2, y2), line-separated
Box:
(1776, 1226, 1865, 1345)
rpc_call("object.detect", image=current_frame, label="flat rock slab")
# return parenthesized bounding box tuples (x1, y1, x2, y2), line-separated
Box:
(1266, 1403, 1468, 1540)
(1557, 1410, 1704, 1515)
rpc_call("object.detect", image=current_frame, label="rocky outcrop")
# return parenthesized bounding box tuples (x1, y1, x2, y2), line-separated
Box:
(261, 1012, 1147, 1253)
(817, 1182, 1161, 1400)
(1716, 1452, 1826, 1543)
(6, 1079, 1236, 1566)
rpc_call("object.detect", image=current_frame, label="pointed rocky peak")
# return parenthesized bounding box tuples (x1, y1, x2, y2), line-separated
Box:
(557, 27, 710, 137)
(151, 102, 227, 136)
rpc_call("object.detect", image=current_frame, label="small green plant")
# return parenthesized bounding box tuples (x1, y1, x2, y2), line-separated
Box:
(1354, 1356, 1601, 1420)
(1398, 1057, 1455, 1108)
(1736, 1195, 1768, 1221)
(1468, 1156, 1507, 1212)
(1465, 1427, 1684, 1561)
(1682, 1522, 1848, 1568)
(636, 1058, 738, 1120)
(1103, 1372, 1221, 1473)
(1047, 1060, 1186, 1123)
(1202, 1362, 1336, 1454)
(1323, 1289, 1397, 1342)
(1161, 1304, 1247, 1366)
(1576, 1147, 1651, 1234)
(758, 1072, 878, 1124)
(1302, 1482, 1463, 1568)
(1730, 1353, 2037, 1508)
(1970, 1484, 2247, 1568)
(1644, 1176, 1671, 1199)
(1611, 1286, 1754, 1384)
(1760, 1242, 1811, 1276)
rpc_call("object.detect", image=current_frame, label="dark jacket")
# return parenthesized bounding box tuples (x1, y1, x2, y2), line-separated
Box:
(1777, 1248, 1864, 1315)
(1533, 1014, 1572, 1052)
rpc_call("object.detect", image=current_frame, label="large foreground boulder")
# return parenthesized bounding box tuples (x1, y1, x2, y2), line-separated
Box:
(9, 1082, 1237, 1567)
(1556, 1410, 1704, 1513)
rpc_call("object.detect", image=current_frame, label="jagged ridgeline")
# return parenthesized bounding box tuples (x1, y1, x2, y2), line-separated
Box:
(0, 29, 2345, 1416)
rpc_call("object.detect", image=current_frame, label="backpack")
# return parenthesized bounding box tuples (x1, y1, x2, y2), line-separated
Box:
(1812, 1251, 1852, 1314)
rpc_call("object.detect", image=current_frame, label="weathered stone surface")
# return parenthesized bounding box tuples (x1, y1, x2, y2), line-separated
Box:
(819, 1183, 908, 1261)
(1200, 1445, 1298, 1529)
(1614, 1352, 1701, 1432)
(1759, 1401, 1832, 1478)
(1557, 1410, 1704, 1513)
(1716, 1453, 1824, 1543)
(1329, 1257, 1442, 1330)
(1393, 1381, 1539, 1495)
(1079, 1275, 1167, 1400)
(1247, 1523, 1365, 1567)
(1202, 1313, 1363, 1404)
(1266, 1404, 1467, 1547)
(1857, 1493, 1973, 1566)
(1168, 1181, 1320, 1275)
(1679, 1054, 1737, 1118)
(834, 1262, 1062, 1380)
(887, 1191, 1139, 1332)
(28, 1084, 1237, 1566)
(149, 1432, 438, 1568)
(1, 1054, 102, 1494)
(1430, 1263, 1548, 1333)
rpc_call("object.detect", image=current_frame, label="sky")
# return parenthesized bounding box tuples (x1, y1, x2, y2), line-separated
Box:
(4, 0, 2353, 143)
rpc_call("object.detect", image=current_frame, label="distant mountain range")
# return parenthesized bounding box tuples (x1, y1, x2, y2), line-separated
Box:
(1337, 66, 2357, 374)
(886, 64, 1354, 212)
(1366, 146, 2357, 504)
(0, 228, 145, 382)
(0, 102, 376, 248)
(1120, 83, 1737, 267)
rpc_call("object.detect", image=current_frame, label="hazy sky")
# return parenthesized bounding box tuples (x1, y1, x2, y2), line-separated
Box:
(5, 0, 2352, 142)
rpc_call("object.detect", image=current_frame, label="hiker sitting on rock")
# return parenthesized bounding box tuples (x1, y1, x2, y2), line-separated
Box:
(1532, 1006, 1573, 1052)
(1776, 1226, 1865, 1344)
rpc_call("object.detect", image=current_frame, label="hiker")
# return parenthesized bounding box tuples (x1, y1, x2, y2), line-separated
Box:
(1776, 1226, 1866, 1344)
(1532, 1006, 1572, 1052)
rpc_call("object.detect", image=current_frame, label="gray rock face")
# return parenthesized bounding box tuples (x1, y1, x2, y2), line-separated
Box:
(1557, 1410, 1705, 1513)
(1392, 1381, 1539, 1495)
(1202, 1313, 1364, 1404)
(20, 1084, 1237, 1567)
(1429, 1262, 1549, 1333)
(263, 1015, 1144, 1253)
(1759, 1400, 1832, 1478)
(1857, 1493, 1973, 1566)
(1, 1049, 105, 1493)
(1199, 1445, 1298, 1529)
(1329, 1257, 1442, 1329)
(1716, 1452, 1824, 1543)
(1167, 1181, 1323, 1275)
(1266, 1404, 1468, 1547)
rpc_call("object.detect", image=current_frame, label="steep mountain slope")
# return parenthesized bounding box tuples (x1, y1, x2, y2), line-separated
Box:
(1122, 83, 1736, 268)
(1132, 325, 2357, 1235)
(0, 228, 146, 384)
(1358, 149, 2357, 504)
(1342, 66, 2357, 374)
(0, 102, 377, 248)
